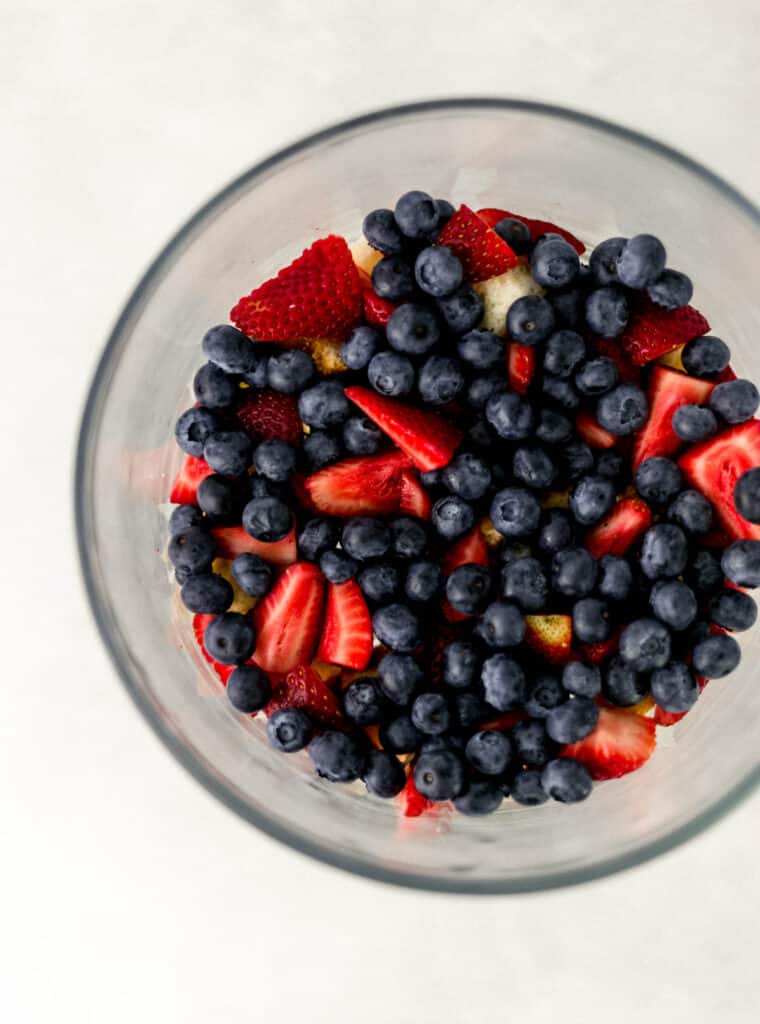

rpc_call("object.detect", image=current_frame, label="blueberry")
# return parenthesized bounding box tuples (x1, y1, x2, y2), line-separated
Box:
(241, 496, 292, 542)
(410, 692, 450, 735)
(475, 601, 525, 649)
(721, 539, 760, 587)
(405, 560, 442, 602)
(538, 509, 576, 555)
(597, 555, 633, 601)
(681, 335, 731, 378)
(442, 452, 492, 500)
(465, 730, 513, 775)
(506, 295, 556, 346)
(500, 542, 533, 566)
(457, 329, 504, 371)
(363, 208, 405, 254)
(390, 516, 428, 560)
(367, 351, 415, 396)
(298, 381, 349, 429)
(735, 468, 760, 524)
(358, 562, 398, 604)
(481, 654, 527, 711)
(442, 641, 481, 688)
(536, 407, 573, 444)
(650, 661, 698, 713)
(303, 430, 342, 470)
(584, 286, 630, 338)
(692, 633, 741, 679)
(309, 731, 366, 783)
(418, 354, 465, 405)
(541, 758, 592, 803)
(248, 474, 288, 503)
(372, 603, 420, 652)
(341, 325, 381, 370)
(197, 474, 237, 518)
(672, 404, 718, 442)
(549, 285, 584, 329)
(242, 349, 269, 389)
(204, 430, 252, 477)
(546, 696, 599, 744)
(362, 750, 406, 798)
(647, 269, 693, 310)
(542, 374, 580, 411)
(414, 245, 463, 298)
(434, 198, 456, 226)
(619, 617, 671, 671)
(493, 216, 532, 254)
(523, 675, 566, 718)
(387, 302, 441, 355)
(596, 383, 648, 435)
(181, 572, 233, 614)
(575, 357, 619, 397)
(343, 677, 386, 726)
(649, 580, 697, 631)
(709, 589, 758, 631)
(204, 612, 256, 665)
(169, 503, 203, 535)
(572, 597, 611, 643)
(634, 457, 682, 505)
(435, 285, 484, 334)
(687, 549, 724, 595)
(168, 527, 216, 575)
(551, 547, 597, 597)
(512, 719, 554, 767)
(468, 415, 494, 448)
(377, 653, 422, 706)
(297, 518, 337, 562)
(454, 780, 504, 816)
(265, 351, 314, 396)
(640, 524, 689, 580)
(379, 714, 423, 753)
(709, 379, 760, 425)
(227, 664, 272, 713)
(413, 749, 466, 801)
(562, 661, 602, 698)
(589, 237, 627, 286)
(485, 391, 535, 440)
(603, 656, 647, 706)
(342, 415, 384, 455)
(267, 708, 312, 753)
(341, 517, 391, 561)
(202, 324, 257, 374)
(394, 190, 439, 238)
(616, 234, 667, 289)
(466, 373, 505, 409)
(319, 549, 358, 583)
(510, 769, 549, 805)
(193, 362, 237, 409)
(432, 495, 475, 540)
(231, 552, 272, 597)
(501, 557, 548, 612)
(174, 407, 221, 457)
(595, 450, 624, 481)
(562, 440, 597, 485)
(570, 476, 616, 525)
(543, 330, 586, 378)
(370, 255, 414, 301)
(530, 234, 580, 288)
(445, 563, 491, 615)
(253, 439, 296, 482)
(490, 487, 541, 538)
(668, 489, 713, 535)
(513, 446, 557, 490)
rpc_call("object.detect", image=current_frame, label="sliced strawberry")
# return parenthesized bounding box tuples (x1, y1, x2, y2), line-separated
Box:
(679, 420, 760, 541)
(362, 285, 397, 328)
(592, 337, 641, 384)
(507, 342, 536, 395)
(304, 450, 410, 516)
(441, 526, 490, 577)
(236, 390, 302, 445)
(253, 562, 325, 673)
(632, 366, 715, 469)
(654, 676, 709, 726)
(621, 299, 710, 366)
(266, 663, 343, 729)
(344, 386, 463, 472)
(584, 497, 653, 559)
(716, 364, 737, 384)
(476, 207, 586, 254)
(230, 235, 362, 344)
(317, 580, 373, 670)
(577, 625, 622, 666)
(169, 455, 214, 504)
(210, 525, 297, 565)
(192, 613, 235, 684)
(398, 771, 435, 818)
(575, 411, 617, 449)
(436, 204, 519, 281)
(524, 615, 572, 665)
(398, 469, 432, 520)
(562, 706, 656, 780)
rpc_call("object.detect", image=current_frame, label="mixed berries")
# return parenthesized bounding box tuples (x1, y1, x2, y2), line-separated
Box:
(166, 189, 760, 818)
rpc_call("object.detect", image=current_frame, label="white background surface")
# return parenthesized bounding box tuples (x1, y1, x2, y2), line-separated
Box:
(3, 1, 760, 1021)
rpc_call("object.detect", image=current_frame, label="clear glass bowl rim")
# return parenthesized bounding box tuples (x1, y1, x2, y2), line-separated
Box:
(75, 97, 760, 894)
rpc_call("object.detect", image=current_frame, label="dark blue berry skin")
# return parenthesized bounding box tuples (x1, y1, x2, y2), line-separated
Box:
(709, 379, 760, 425)
(175, 566, 193, 585)
(363, 750, 406, 798)
(442, 641, 481, 688)
(544, 330, 586, 378)
(687, 549, 724, 595)
(536, 408, 574, 445)
(513, 447, 557, 490)
(458, 329, 504, 370)
(597, 556, 633, 601)
(501, 557, 548, 612)
(242, 350, 269, 389)
(506, 295, 556, 346)
(411, 692, 450, 735)
(570, 476, 616, 525)
(468, 415, 494, 448)
(266, 350, 314, 394)
(267, 708, 312, 753)
(377, 653, 422, 706)
(616, 234, 667, 289)
(634, 457, 682, 505)
(541, 758, 592, 803)
(551, 547, 598, 598)
(546, 696, 599, 744)
(418, 355, 465, 405)
(442, 453, 492, 501)
(681, 335, 731, 378)
(595, 451, 624, 481)
(169, 503, 203, 536)
(596, 383, 648, 435)
(481, 654, 527, 711)
(181, 572, 233, 614)
(197, 474, 237, 519)
(435, 285, 484, 334)
(721, 540, 760, 587)
(709, 589, 758, 632)
(475, 601, 525, 649)
(193, 362, 237, 409)
(432, 495, 475, 540)
(465, 730, 513, 775)
(561, 441, 595, 484)
(298, 381, 350, 429)
(367, 351, 415, 396)
(490, 487, 541, 538)
(309, 731, 366, 782)
(543, 375, 580, 411)
(231, 553, 272, 597)
(297, 519, 337, 562)
(341, 326, 381, 370)
(452, 690, 489, 729)
(640, 524, 689, 580)
(494, 216, 532, 253)
(584, 286, 630, 338)
(434, 198, 456, 226)
(735, 468, 760, 524)
(204, 431, 252, 477)
(667, 490, 713, 537)
(341, 517, 391, 561)
(372, 603, 420, 652)
(303, 430, 342, 470)
(589, 237, 627, 286)
(672, 404, 718, 442)
(405, 560, 442, 602)
(175, 407, 221, 457)
(253, 440, 296, 481)
(414, 245, 463, 297)
(358, 563, 398, 604)
(445, 563, 492, 615)
(575, 357, 619, 396)
(363, 208, 405, 254)
(390, 517, 428, 560)
(649, 580, 698, 631)
(651, 662, 698, 713)
(241, 496, 292, 542)
(619, 618, 671, 671)
(647, 269, 693, 310)
(394, 190, 439, 238)
(486, 391, 535, 440)
(562, 661, 602, 698)
(202, 324, 258, 374)
(510, 769, 549, 805)
(204, 612, 256, 665)
(549, 286, 584, 329)
(379, 714, 422, 753)
(168, 527, 216, 575)
(538, 509, 576, 555)
(342, 677, 386, 726)
(342, 416, 384, 455)
(454, 780, 504, 816)
(413, 749, 466, 801)
(466, 373, 505, 409)
(319, 549, 358, 583)
(572, 598, 611, 643)
(386, 303, 440, 355)
(227, 664, 272, 713)
(692, 634, 741, 678)
(371, 256, 415, 301)
(512, 719, 554, 767)
(530, 234, 580, 288)
(523, 675, 566, 718)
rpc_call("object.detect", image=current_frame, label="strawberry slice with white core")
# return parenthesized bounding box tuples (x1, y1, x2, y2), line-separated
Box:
(317, 580, 373, 670)
(632, 366, 715, 469)
(303, 450, 411, 516)
(170, 455, 214, 504)
(584, 497, 653, 559)
(253, 562, 325, 673)
(562, 706, 656, 780)
(211, 525, 297, 565)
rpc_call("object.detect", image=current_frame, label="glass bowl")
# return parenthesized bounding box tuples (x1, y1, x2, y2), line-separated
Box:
(76, 99, 760, 893)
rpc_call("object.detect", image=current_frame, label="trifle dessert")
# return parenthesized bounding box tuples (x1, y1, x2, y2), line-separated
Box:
(166, 190, 760, 818)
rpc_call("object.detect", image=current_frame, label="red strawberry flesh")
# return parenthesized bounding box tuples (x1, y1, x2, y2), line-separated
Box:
(266, 664, 343, 729)
(562, 706, 656, 780)
(476, 207, 585, 254)
(584, 497, 653, 559)
(236, 390, 302, 445)
(398, 469, 432, 520)
(304, 450, 411, 516)
(507, 342, 536, 396)
(317, 580, 373, 670)
(170, 455, 214, 504)
(632, 366, 715, 469)
(436, 204, 519, 281)
(211, 525, 297, 565)
(621, 299, 710, 366)
(253, 562, 325, 673)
